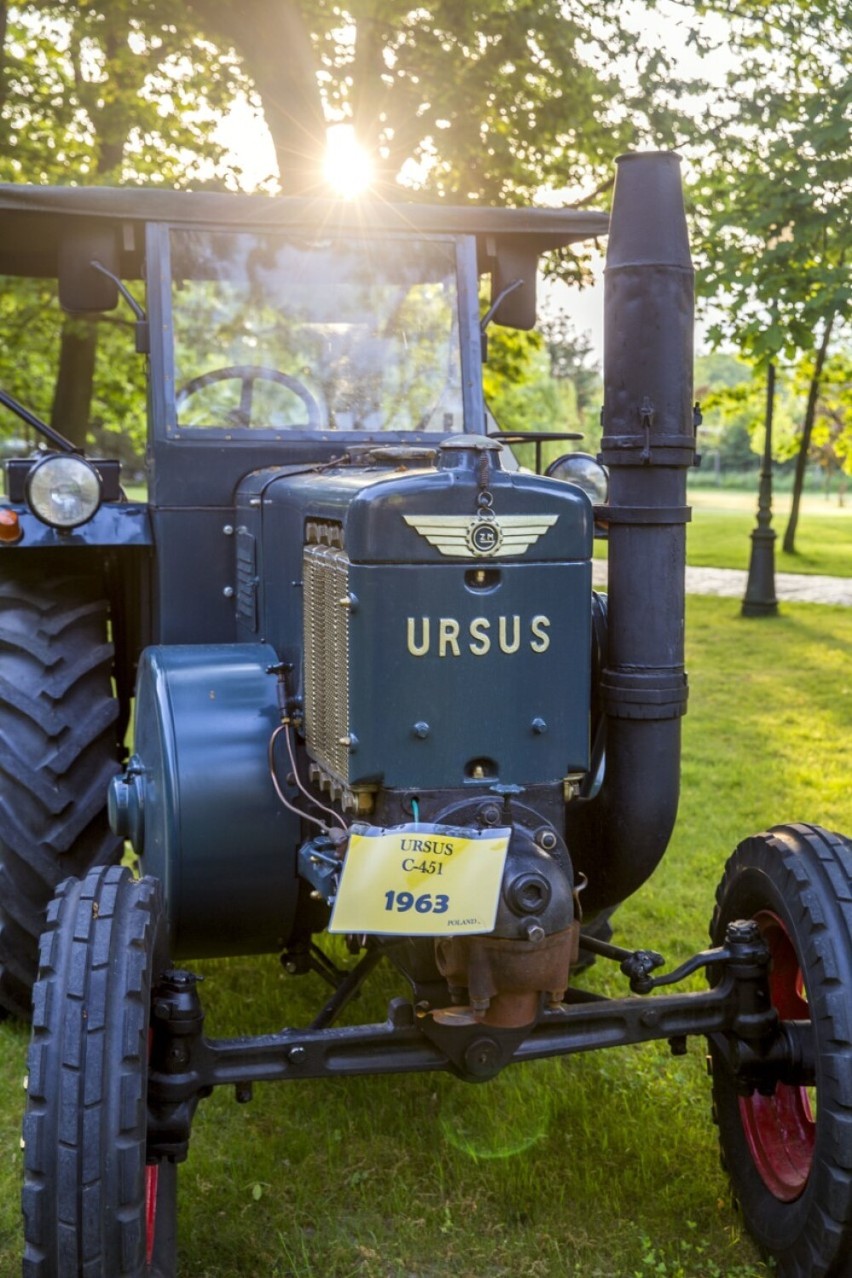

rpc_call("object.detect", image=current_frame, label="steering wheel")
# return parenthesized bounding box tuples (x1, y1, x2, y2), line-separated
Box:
(176, 365, 322, 429)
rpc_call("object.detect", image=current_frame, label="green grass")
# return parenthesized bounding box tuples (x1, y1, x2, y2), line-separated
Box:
(3, 597, 852, 1275)
(592, 487, 852, 578)
(687, 488, 852, 578)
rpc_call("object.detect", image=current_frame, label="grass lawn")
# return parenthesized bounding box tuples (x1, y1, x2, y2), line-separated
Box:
(592, 486, 852, 578)
(3, 596, 851, 1276)
(687, 488, 852, 578)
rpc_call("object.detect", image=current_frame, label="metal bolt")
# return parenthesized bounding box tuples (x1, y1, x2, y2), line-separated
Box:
(537, 829, 558, 851)
(531, 717, 547, 734)
(479, 802, 501, 826)
(223, 586, 234, 598)
(223, 524, 234, 536)
(463, 1037, 501, 1077)
(412, 722, 430, 739)
(288, 1046, 307, 1067)
(726, 919, 762, 946)
(525, 921, 546, 944)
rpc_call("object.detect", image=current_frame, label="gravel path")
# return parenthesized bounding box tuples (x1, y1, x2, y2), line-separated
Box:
(591, 560, 852, 607)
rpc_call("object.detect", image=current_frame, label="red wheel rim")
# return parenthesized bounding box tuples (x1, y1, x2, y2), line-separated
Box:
(738, 910, 814, 1201)
(145, 1164, 159, 1267)
(145, 1026, 157, 1267)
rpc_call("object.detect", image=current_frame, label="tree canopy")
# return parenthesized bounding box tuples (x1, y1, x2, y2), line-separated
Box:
(688, 0, 850, 541)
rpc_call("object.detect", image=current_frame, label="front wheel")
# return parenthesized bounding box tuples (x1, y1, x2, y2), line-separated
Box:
(22, 867, 177, 1277)
(710, 824, 852, 1278)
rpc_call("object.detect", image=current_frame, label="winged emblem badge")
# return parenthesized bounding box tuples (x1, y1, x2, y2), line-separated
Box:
(404, 512, 558, 559)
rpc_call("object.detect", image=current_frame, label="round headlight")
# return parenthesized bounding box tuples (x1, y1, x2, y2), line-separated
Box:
(26, 455, 102, 529)
(545, 452, 609, 505)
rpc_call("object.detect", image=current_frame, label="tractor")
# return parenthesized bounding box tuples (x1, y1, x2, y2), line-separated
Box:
(2, 152, 851, 1277)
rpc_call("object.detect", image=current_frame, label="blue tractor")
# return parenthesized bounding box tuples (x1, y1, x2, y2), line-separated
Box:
(2, 153, 851, 1277)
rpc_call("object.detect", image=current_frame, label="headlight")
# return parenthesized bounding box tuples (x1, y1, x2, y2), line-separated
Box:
(545, 452, 609, 505)
(26, 455, 102, 529)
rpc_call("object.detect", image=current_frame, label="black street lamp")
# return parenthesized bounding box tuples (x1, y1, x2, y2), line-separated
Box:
(742, 362, 779, 617)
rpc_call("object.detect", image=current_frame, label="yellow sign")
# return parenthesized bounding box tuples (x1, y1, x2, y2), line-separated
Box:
(329, 823, 510, 936)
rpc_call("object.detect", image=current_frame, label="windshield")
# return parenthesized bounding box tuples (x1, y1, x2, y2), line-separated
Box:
(169, 230, 464, 433)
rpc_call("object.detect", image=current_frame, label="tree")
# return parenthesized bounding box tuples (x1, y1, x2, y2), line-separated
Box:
(178, 0, 695, 207)
(808, 348, 852, 498)
(693, 0, 851, 549)
(0, 2, 249, 450)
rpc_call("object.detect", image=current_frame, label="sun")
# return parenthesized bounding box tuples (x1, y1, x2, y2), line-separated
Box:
(323, 123, 374, 199)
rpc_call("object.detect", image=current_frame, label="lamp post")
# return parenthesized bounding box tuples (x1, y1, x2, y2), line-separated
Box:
(741, 362, 779, 617)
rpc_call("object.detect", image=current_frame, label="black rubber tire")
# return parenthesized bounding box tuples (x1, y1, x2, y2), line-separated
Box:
(0, 571, 123, 1018)
(22, 866, 176, 1277)
(709, 823, 852, 1278)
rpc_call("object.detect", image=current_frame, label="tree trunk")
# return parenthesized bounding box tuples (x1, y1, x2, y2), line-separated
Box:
(49, 321, 97, 449)
(782, 313, 835, 554)
(187, 0, 327, 194)
(49, 17, 148, 451)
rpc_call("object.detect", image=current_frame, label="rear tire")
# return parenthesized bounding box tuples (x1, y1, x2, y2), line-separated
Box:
(0, 571, 123, 1017)
(710, 823, 852, 1278)
(22, 866, 176, 1277)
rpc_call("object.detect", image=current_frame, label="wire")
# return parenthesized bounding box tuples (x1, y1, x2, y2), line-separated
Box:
(282, 720, 348, 831)
(268, 725, 329, 834)
(268, 720, 348, 833)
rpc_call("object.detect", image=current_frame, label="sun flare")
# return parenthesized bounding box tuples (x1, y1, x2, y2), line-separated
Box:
(324, 123, 374, 198)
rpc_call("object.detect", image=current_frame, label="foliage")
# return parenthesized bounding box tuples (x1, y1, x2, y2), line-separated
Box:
(694, 352, 801, 470)
(808, 348, 852, 480)
(0, 3, 247, 186)
(483, 318, 603, 471)
(539, 311, 600, 433)
(692, 1, 851, 548)
(293, 0, 691, 204)
(693, 3, 851, 367)
(0, 3, 255, 455)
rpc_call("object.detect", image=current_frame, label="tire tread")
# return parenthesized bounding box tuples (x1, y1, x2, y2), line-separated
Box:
(22, 867, 164, 1277)
(710, 822, 852, 1278)
(0, 573, 122, 1018)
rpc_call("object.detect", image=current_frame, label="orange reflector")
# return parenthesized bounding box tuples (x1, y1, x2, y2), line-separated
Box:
(0, 509, 23, 543)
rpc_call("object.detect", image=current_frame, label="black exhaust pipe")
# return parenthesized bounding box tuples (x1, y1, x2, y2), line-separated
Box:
(567, 152, 695, 914)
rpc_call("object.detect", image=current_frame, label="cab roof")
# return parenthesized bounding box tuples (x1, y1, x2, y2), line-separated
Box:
(0, 182, 608, 280)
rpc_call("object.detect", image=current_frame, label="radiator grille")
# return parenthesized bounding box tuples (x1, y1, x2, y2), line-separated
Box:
(303, 536, 351, 785)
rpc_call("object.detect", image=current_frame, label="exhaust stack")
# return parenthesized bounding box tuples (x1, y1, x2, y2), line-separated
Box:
(568, 151, 695, 912)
